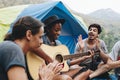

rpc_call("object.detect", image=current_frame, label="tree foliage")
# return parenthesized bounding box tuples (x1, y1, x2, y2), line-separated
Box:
(100, 28, 120, 53)
(0, 0, 50, 8)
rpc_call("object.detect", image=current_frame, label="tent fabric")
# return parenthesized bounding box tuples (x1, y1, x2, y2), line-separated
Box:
(1, 1, 88, 53)
(0, 5, 28, 42)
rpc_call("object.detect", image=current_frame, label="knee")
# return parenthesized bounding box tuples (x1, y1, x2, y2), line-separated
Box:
(53, 74, 72, 80)
(103, 64, 111, 71)
(74, 70, 91, 80)
(62, 75, 72, 80)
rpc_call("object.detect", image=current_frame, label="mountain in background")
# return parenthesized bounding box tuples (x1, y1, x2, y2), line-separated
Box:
(0, 0, 50, 8)
(72, 8, 120, 33)
(1, 0, 119, 33)
(88, 8, 120, 21)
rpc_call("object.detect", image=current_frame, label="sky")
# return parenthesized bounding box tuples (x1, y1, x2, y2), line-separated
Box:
(54, 0, 120, 14)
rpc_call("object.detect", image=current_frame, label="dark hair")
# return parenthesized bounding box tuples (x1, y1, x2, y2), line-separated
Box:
(88, 23, 102, 34)
(4, 16, 44, 41)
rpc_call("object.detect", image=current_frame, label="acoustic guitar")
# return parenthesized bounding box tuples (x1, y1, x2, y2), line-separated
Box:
(26, 44, 100, 80)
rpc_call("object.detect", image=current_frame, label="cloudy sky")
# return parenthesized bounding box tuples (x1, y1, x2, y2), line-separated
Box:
(54, 0, 120, 14)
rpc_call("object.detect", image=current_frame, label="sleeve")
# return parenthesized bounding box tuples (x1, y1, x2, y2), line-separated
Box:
(2, 44, 26, 72)
(109, 41, 120, 61)
(100, 40, 108, 53)
(56, 40, 62, 45)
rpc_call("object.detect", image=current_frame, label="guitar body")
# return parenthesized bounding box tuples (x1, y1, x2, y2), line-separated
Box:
(40, 44, 70, 72)
(26, 51, 45, 80)
(26, 44, 70, 80)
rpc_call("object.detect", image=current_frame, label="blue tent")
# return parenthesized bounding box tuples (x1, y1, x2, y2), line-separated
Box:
(10, 1, 88, 53)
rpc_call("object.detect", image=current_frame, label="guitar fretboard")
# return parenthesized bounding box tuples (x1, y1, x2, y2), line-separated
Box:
(63, 50, 100, 60)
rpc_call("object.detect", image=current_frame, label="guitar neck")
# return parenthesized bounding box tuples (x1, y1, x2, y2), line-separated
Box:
(63, 50, 100, 60)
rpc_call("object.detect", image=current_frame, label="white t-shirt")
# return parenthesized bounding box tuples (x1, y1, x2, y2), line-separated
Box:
(109, 41, 120, 61)
(109, 41, 120, 76)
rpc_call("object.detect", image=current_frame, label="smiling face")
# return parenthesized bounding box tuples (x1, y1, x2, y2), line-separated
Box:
(47, 23, 62, 41)
(88, 27, 99, 40)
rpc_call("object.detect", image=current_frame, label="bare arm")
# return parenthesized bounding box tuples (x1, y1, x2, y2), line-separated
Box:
(70, 56, 90, 65)
(70, 50, 94, 66)
(106, 59, 120, 69)
(89, 63, 110, 79)
(89, 50, 120, 79)
(8, 66, 28, 80)
(99, 48, 111, 64)
(33, 47, 53, 64)
(88, 48, 112, 78)
(89, 59, 120, 79)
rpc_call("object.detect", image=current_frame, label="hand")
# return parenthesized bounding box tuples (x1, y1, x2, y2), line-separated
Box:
(78, 35, 84, 51)
(83, 50, 94, 59)
(95, 38, 100, 49)
(77, 50, 94, 63)
(38, 60, 63, 80)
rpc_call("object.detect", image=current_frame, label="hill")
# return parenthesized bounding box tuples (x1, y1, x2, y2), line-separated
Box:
(89, 8, 120, 21)
(73, 8, 120, 33)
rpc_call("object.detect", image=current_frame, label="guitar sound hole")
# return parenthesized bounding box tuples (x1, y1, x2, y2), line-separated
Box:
(56, 54, 63, 63)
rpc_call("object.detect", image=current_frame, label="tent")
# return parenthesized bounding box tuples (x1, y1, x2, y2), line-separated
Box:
(0, 5, 28, 42)
(1, 1, 88, 53)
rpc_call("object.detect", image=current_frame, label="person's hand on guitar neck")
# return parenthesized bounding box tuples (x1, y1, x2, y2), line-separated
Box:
(38, 60, 64, 80)
(82, 50, 95, 60)
(70, 50, 94, 65)
(78, 35, 84, 52)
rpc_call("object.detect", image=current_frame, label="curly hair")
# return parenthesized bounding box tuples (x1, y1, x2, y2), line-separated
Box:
(88, 23, 102, 34)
